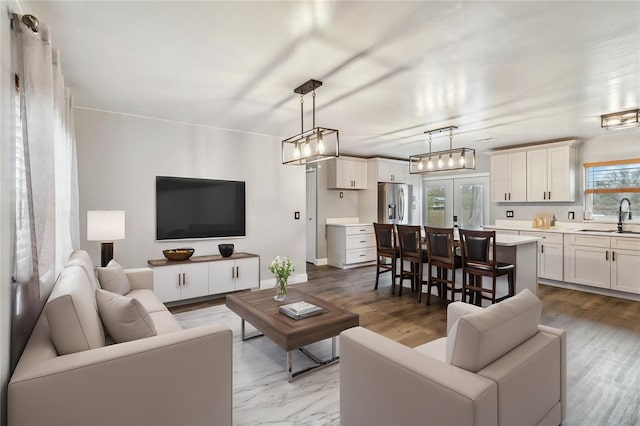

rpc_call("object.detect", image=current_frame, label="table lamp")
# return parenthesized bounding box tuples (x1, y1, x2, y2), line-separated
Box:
(87, 210, 125, 267)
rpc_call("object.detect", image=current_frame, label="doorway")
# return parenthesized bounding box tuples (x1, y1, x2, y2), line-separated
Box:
(306, 169, 317, 264)
(422, 174, 490, 229)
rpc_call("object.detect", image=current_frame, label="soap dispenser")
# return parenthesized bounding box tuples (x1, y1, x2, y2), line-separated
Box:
(551, 214, 557, 227)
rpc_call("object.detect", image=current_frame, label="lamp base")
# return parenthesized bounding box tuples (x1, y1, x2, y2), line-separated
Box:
(101, 242, 114, 267)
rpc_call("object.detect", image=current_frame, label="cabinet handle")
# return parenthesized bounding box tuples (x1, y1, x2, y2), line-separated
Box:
(605, 251, 608, 261)
(612, 251, 615, 262)
(548, 191, 551, 200)
(236, 266, 240, 278)
(504, 193, 507, 201)
(541, 244, 544, 254)
(232, 267, 235, 279)
(543, 192, 546, 200)
(178, 274, 182, 287)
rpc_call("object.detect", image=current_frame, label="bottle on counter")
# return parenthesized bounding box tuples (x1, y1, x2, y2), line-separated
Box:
(551, 214, 557, 227)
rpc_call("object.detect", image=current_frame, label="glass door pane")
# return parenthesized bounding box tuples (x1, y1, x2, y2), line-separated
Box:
(423, 180, 453, 227)
(454, 177, 489, 229)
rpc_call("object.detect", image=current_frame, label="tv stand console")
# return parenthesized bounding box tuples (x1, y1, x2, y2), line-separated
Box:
(148, 252, 260, 303)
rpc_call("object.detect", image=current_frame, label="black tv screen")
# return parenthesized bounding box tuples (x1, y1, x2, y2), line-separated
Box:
(156, 176, 246, 240)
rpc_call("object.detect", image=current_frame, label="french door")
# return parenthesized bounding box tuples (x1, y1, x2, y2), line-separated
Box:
(423, 175, 489, 229)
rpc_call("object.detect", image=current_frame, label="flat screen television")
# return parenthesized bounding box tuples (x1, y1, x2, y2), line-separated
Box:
(156, 176, 246, 240)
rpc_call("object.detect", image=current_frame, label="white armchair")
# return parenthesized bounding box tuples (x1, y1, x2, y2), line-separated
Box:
(340, 289, 566, 426)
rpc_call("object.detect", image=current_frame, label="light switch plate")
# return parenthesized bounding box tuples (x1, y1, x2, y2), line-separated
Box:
(294, 211, 300, 220)
(568, 211, 575, 220)
(506, 210, 514, 218)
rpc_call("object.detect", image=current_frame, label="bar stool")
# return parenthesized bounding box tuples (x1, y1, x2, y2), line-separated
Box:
(458, 229, 515, 305)
(373, 223, 400, 294)
(396, 225, 428, 299)
(424, 226, 462, 305)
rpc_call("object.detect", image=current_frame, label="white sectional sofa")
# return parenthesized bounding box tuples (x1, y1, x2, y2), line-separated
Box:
(8, 250, 233, 426)
(340, 289, 566, 426)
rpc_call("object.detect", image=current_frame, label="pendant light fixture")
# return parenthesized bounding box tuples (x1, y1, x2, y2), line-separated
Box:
(281, 79, 339, 165)
(409, 126, 476, 174)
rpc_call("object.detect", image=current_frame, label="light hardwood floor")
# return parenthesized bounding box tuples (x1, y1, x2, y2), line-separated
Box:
(171, 263, 640, 425)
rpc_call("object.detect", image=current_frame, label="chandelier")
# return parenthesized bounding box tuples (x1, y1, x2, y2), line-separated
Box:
(409, 126, 475, 174)
(281, 79, 339, 165)
(600, 109, 640, 129)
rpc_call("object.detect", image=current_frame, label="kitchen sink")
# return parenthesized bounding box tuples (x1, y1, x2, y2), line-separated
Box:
(575, 229, 640, 234)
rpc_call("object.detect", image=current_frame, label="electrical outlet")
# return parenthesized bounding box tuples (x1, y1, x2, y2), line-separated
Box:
(568, 211, 575, 220)
(339, 192, 344, 198)
(506, 210, 514, 218)
(294, 211, 300, 220)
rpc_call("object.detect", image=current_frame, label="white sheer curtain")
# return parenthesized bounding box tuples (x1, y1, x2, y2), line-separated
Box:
(13, 15, 79, 300)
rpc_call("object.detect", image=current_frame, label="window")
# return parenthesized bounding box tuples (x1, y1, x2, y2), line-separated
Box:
(584, 159, 640, 219)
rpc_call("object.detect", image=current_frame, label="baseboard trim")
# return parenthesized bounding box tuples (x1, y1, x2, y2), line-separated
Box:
(539, 279, 640, 302)
(315, 258, 328, 266)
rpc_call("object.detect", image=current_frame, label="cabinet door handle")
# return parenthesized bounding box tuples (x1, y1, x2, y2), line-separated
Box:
(605, 250, 609, 261)
(232, 267, 235, 279)
(504, 193, 507, 201)
(541, 244, 544, 254)
(178, 273, 182, 287)
(548, 191, 551, 200)
(236, 266, 239, 278)
(509, 192, 511, 200)
(612, 251, 615, 262)
(182, 273, 186, 286)
(543, 192, 546, 200)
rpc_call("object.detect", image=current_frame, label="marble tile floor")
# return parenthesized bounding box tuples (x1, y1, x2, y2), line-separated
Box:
(174, 305, 340, 425)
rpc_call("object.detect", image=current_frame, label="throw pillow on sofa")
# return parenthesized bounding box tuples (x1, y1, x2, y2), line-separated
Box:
(96, 259, 131, 295)
(96, 289, 157, 343)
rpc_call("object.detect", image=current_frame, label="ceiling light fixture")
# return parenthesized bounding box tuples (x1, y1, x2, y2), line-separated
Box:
(601, 108, 640, 129)
(282, 79, 339, 165)
(409, 126, 476, 174)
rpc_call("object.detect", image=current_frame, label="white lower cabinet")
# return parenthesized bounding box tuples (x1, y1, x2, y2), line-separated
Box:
(519, 231, 563, 281)
(327, 224, 376, 269)
(564, 234, 640, 294)
(151, 253, 260, 303)
(610, 238, 640, 294)
(153, 262, 209, 303)
(209, 257, 259, 294)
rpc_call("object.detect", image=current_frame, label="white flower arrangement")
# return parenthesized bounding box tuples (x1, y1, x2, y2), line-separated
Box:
(268, 256, 295, 281)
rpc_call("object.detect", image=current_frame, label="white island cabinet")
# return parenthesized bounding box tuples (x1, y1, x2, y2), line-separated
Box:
(149, 252, 260, 303)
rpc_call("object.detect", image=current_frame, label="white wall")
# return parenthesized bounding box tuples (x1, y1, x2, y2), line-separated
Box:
(489, 131, 640, 223)
(74, 108, 307, 284)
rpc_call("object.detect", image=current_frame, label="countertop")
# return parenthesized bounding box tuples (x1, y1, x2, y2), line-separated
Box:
(485, 224, 640, 239)
(326, 223, 373, 227)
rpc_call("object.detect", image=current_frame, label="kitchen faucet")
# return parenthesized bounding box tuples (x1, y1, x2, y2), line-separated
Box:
(617, 198, 632, 233)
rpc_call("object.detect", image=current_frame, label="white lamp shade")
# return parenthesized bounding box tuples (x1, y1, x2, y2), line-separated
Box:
(87, 210, 125, 241)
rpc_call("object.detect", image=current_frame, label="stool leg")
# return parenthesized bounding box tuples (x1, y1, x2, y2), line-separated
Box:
(375, 258, 380, 289)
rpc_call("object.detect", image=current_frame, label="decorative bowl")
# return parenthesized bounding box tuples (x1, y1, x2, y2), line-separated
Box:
(162, 248, 195, 261)
(218, 244, 234, 258)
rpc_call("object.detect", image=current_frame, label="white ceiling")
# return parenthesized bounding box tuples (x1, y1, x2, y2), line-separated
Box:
(22, 1, 640, 157)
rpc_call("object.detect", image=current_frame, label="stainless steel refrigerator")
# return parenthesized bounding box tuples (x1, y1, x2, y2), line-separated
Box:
(378, 183, 413, 225)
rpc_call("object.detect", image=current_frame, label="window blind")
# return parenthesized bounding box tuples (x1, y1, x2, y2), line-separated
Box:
(584, 159, 640, 194)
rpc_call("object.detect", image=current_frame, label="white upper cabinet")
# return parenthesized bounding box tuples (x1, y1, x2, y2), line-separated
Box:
(327, 157, 368, 189)
(377, 159, 408, 183)
(490, 152, 527, 202)
(527, 144, 576, 202)
(490, 140, 578, 203)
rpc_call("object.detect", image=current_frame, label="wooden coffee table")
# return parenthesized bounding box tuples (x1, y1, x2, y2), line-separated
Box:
(225, 287, 359, 380)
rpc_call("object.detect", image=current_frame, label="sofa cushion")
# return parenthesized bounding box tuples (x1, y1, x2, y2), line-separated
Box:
(68, 249, 101, 291)
(127, 289, 167, 313)
(45, 265, 106, 355)
(96, 289, 157, 343)
(149, 311, 183, 334)
(96, 260, 131, 295)
(446, 289, 542, 373)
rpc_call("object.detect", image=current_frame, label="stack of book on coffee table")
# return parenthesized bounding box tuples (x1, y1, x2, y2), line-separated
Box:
(279, 301, 324, 320)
